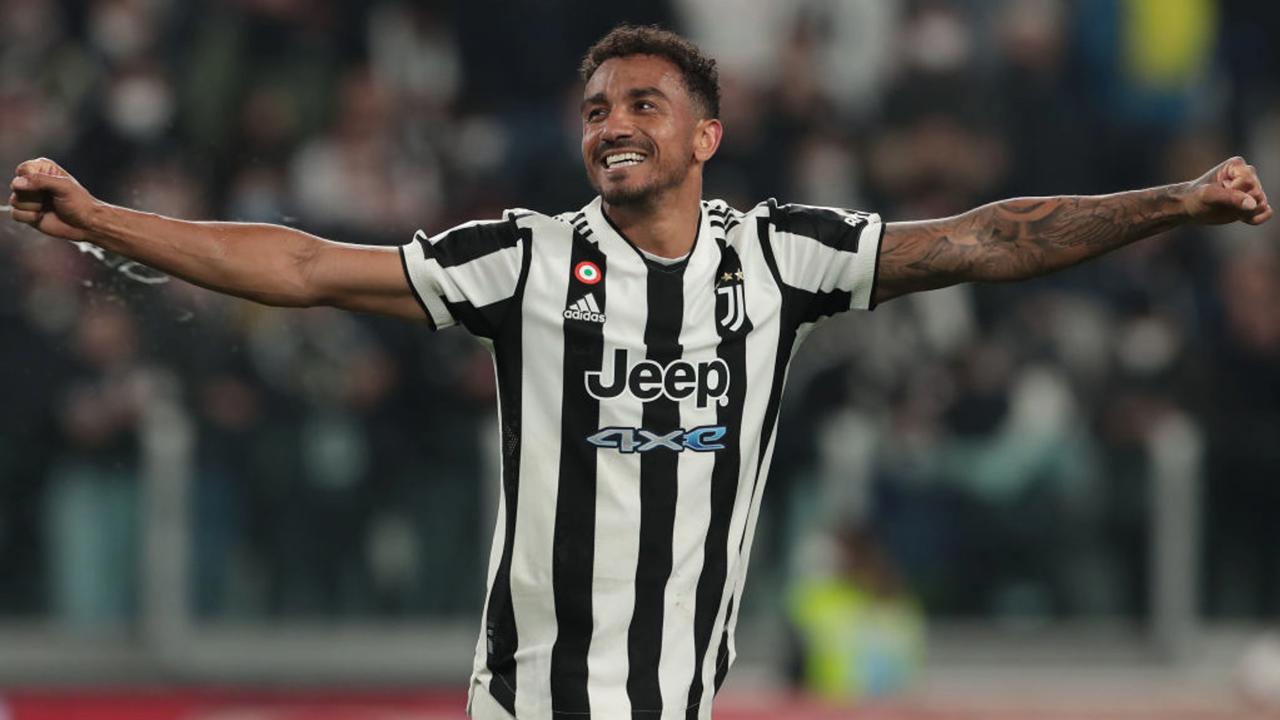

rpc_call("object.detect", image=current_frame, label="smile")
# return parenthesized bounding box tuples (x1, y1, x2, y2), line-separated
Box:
(602, 151, 646, 169)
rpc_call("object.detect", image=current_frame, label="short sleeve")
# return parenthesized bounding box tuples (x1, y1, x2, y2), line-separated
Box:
(399, 214, 527, 338)
(764, 199, 884, 315)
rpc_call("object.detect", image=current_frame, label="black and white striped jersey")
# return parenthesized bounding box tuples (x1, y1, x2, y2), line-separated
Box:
(400, 195, 883, 719)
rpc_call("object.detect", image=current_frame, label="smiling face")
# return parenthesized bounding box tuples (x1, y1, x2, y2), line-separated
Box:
(580, 54, 720, 208)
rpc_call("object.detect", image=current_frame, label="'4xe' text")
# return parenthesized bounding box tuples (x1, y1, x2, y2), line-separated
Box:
(587, 426, 727, 453)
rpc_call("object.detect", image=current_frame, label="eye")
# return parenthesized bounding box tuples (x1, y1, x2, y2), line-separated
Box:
(636, 100, 656, 112)
(586, 107, 606, 122)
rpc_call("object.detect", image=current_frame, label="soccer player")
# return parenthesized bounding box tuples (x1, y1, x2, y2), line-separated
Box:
(7, 25, 1271, 720)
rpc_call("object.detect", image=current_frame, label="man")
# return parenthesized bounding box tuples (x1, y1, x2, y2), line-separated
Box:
(8, 24, 1271, 720)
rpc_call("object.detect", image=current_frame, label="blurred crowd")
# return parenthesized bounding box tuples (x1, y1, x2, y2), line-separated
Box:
(0, 0, 1278, 641)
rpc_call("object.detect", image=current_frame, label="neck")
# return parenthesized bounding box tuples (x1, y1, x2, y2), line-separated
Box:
(602, 176, 702, 259)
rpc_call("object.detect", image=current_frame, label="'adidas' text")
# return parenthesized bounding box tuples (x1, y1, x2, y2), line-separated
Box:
(563, 293, 606, 324)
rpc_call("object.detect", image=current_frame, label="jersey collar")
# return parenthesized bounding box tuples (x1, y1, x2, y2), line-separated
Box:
(584, 196, 708, 274)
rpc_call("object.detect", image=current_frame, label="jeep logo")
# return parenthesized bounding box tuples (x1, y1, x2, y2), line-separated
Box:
(585, 348, 730, 408)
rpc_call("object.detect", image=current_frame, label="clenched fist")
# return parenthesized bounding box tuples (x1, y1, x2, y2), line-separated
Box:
(8, 158, 100, 242)
(1182, 156, 1273, 226)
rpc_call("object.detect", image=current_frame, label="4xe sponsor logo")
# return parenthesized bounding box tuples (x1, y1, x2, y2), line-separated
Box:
(587, 426, 727, 454)
(585, 348, 730, 408)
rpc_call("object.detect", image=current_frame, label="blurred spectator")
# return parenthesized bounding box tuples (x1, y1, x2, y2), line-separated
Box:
(289, 67, 443, 236)
(44, 303, 150, 625)
(367, 2, 460, 112)
(992, 0, 1095, 196)
(1075, 0, 1219, 189)
(1203, 245, 1280, 617)
(788, 523, 925, 701)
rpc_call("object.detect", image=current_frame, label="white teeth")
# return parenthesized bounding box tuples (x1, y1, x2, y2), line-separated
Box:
(605, 152, 645, 168)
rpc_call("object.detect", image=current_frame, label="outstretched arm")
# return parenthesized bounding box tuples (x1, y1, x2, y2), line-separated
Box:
(8, 158, 425, 320)
(874, 157, 1272, 304)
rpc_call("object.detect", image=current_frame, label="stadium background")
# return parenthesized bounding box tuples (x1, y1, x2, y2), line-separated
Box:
(1, 0, 1278, 717)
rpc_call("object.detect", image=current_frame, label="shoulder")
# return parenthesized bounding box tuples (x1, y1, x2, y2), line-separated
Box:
(703, 197, 760, 220)
(449, 207, 578, 244)
(703, 198, 760, 238)
(752, 200, 881, 245)
(767, 200, 877, 226)
(706, 198, 866, 238)
(708, 198, 874, 229)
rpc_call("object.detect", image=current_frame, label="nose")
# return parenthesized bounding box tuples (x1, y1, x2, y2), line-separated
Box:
(600, 109, 634, 143)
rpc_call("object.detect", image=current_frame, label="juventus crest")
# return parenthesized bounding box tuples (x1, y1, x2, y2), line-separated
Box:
(716, 270, 746, 331)
(714, 240, 752, 335)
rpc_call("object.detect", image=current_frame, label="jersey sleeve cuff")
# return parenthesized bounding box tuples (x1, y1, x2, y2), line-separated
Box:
(400, 239, 454, 329)
(850, 215, 885, 311)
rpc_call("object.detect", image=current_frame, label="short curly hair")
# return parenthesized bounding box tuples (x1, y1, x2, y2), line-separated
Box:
(579, 25, 721, 119)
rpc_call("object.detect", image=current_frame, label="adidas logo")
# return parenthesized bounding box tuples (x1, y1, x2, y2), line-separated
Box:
(563, 292, 606, 324)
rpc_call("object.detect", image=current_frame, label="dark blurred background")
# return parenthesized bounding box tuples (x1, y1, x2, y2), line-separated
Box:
(0, 0, 1278, 710)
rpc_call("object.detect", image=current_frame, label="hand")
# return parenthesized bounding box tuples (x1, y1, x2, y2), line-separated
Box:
(8, 157, 100, 242)
(1182, 156, 1273, 226)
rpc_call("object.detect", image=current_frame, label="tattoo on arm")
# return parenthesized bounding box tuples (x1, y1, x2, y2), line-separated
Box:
(875, 185, 1189, 304)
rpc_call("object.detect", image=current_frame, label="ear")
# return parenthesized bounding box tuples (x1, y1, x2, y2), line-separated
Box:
(692, 118, 723, 163)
